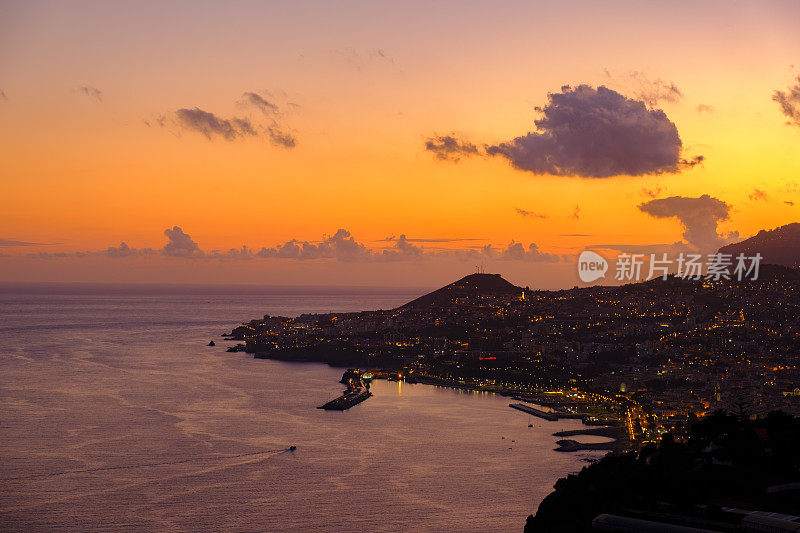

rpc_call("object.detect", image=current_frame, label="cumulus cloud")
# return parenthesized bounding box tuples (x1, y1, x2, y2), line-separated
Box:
(515, 208, 548, 219)
(162, 226, 203, 257)
(256, 229, 371, 262)
(773, 76, 800, 127)
(9, 227, 562, 264)
(77, 86, 103, 102)
(497, 241, 559, 262)
(638, 194, 738, 252)
(174, 108, 257, 141)
(424, 135, 479, 162)
(697, 104, 714, 114)
(749, 188, 769, 201)
(485, 85, 690, 178)
(379, 234, 425, 261)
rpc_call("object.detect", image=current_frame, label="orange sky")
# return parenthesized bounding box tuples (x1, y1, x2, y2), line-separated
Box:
(1, 0, 799, 288)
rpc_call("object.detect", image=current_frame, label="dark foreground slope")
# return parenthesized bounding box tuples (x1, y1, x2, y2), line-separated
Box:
(719, 222, 800, 268)
(524, 411, 800, 532)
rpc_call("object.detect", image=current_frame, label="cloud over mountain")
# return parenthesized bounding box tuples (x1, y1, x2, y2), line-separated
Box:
(638, 194, 737, 252)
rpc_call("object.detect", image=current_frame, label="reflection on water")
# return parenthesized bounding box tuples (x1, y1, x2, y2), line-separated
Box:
(0, 287, 606, 532)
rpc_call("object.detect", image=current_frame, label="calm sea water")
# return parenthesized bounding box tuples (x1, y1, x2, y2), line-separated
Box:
(0, 284, 604, 532)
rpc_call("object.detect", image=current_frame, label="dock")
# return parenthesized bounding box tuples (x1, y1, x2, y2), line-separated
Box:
(318, 389, 372, 410)
(509, 403, 559, 421)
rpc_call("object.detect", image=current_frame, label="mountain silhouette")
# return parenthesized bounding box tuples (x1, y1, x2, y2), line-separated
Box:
(719, 222, 800, 268)
(399, 273, 522, 309)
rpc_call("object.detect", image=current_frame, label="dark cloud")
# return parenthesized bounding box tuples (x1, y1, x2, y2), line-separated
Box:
(749, 188, 769, 201)
(267, 127, 297, 148)
(638, 194, 738, 252)
(174, 108, 257, 141)
(678, 155, 705, 169)
(161, 93, 297, 148)
(515, 208, 548, 219)
(773, 76, 800, 127)
(697, 104, 714, 114)
(424, 135, 479, 162)
(77, 86, 103, 102)
(162, 226, 203, 258)
(485, 85, 689, 178)
(0, 89, 7, 101)
(786, 200, 795, 207)
(239, 92, 279, 115)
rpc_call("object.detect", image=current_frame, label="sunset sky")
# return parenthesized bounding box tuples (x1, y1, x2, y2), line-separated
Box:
(1, 0, 799, 288)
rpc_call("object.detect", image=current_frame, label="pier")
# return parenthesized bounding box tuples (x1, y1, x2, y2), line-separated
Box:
(509, 403, 559, 421)
(318, 369, 373, 410)
(318, 389, 372, 410)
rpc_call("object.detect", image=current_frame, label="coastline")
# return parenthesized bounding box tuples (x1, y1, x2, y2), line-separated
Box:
(240, 346, 626, 453)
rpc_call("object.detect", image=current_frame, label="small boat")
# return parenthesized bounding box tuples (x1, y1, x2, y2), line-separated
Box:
(528, 424, 533, 428)
(289, 445, 296, 451)
(207, 340, 216, 346)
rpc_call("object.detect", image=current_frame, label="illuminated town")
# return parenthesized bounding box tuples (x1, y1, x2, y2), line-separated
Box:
(228, 266, 800, 450)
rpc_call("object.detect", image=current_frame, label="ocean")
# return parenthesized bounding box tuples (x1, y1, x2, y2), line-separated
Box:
(0, 284, 605, 532)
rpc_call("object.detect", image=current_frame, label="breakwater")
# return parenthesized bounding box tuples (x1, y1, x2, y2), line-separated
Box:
(509, 403, 559, 421)
(318, 389, 372, 410)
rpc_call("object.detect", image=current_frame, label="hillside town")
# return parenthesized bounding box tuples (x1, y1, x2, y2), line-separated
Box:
(228, 266, 800, 448)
